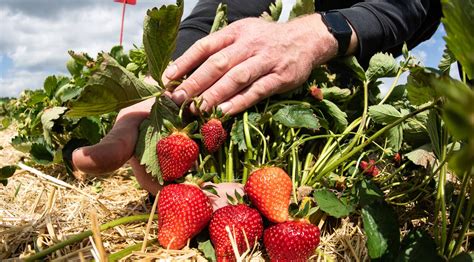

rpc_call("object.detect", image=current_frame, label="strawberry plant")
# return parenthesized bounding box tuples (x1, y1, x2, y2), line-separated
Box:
(20, 0, 473, 260)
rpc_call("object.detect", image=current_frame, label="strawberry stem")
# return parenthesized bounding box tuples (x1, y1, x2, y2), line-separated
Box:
(242, 111, 253, 183)
(107, 239, 158, 261)
(248, 121, 267, 165)
(24, 214, 156, 262)
(226, 140, 235, 182)
(218, 146, 225, 179)
(314, 101, 437, 182)
(291, 146, 299, 204)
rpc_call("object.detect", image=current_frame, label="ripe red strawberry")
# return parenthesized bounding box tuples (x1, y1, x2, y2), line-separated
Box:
(156, 132, 199, 181)
(201, 118, 227, 153)
(359, 160, 380, 177)
(264, 220, 320, 261)
(209, 204, 263, 261)
(393, 152, 402, 166)
(245, 167, 292, 223)
(157, 183, 212, 249)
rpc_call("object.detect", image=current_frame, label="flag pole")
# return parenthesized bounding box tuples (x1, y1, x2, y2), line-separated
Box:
(119, 0, 127, 46)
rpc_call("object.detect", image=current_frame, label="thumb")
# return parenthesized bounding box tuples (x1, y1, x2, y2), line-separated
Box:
(72, 98, 155, 174)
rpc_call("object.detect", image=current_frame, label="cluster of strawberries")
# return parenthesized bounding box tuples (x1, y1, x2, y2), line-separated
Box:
(154, 118, 321, 261)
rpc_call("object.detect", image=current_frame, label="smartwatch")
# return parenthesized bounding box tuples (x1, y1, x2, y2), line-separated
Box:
(320, 11, 353, 56)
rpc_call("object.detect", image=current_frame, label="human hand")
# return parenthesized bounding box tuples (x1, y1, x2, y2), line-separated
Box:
(71, 77, 243, 210)
(166, 14, 340, 115)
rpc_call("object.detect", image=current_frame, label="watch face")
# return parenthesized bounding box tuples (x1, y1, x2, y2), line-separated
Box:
(324, 12, 352, 36)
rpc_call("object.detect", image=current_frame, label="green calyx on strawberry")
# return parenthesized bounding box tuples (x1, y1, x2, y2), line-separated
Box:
(244, 166, 292, 223)
(156, 121, 199, 182)
(209, 204, 263, 261)
(157, 183, 213, 250)
(201, 118, 227, 153)
(264, 219, 321, 261)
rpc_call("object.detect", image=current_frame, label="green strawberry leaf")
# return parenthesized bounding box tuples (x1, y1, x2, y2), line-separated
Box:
(261, 0, 282, 21)
(109, 46, 130, 67)
(362, 201, 400, 260)
(289, 0, 315, 20)
(366, 53, 399, 82)
(368, 104, 405, 151)
(396, 229, 442, 262)
(408, 66, 474, 141)
(438, 46, 457, 74)
(66, 58, 83, 76)
(67, 54, 161, 117)
(1, 117, 11, 130)
(135, 118, 163, 183)
(196, 237, 216, 261)
(41, 106, 67, 145)
(273, 104, 320, 130)
(406, 66, 441, 106)
(0, 165, 17, 186)
(313, 189, 354, 218)
(353, 179, 384, 207)
(231, 112, 261, 151)
(143, 0, 184, 86)
(55, 83, 82, 103)
(387, 125, 403, 152)
(449, 141, 474, 177)
(333, 56, 366, 82)
(368, 104, 404, 125)
(321, 86, 352, 102)
(30, 140, 55, 165)
(43, 75, 58, 98)
(441, 0, 474, 79)
(426, 109, 442, 158)
(429, 75, 474, 141)
(318, 100, 348, 132)
(11, 135, 32, 153)
(75, 117, 105, 144)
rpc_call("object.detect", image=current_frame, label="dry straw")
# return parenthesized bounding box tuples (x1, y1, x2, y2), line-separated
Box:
(1, 123, 368, 261)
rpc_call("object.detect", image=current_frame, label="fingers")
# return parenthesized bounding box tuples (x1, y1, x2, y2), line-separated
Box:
(196, 56, 273, 112)
(171, 43, 251, 105)
(164, 31, 236, 81)
(217, 74, 281, 115)
(129, 157, 161, 195)
(203, 182, 244, 211)
(72, 98, 155, 174)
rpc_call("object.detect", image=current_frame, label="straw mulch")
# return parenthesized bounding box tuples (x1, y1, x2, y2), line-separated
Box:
(0, 124, 368, 261)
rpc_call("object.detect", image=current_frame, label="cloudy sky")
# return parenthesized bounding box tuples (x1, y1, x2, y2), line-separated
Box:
(0, 0, 449, 97)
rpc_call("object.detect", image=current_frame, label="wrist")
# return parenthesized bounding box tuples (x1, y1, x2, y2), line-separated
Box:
(320, 11, 359, 57)
(297, 13, 339, 65)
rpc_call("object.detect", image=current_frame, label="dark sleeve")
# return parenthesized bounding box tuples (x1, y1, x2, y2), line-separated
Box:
(173, 0, 273, 59)
(337, 0, 441, 65)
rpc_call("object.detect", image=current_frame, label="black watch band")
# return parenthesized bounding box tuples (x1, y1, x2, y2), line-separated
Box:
(320, 11, 353, 56)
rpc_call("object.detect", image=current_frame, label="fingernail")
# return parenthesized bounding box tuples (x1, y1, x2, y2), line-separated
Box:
(218, 101, 232, 113)
(172, 89, 187, 104)
(164, 64, 177, 78)
(70, 148, 83, 170)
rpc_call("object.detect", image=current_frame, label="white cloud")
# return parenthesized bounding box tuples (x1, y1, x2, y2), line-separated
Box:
(0, 70, 47, 97)
(0, 1, 195, 97)
(411, 50, 428, 65)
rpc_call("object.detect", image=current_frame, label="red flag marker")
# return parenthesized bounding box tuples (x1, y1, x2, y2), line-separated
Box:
(114, 0, 137, 46)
